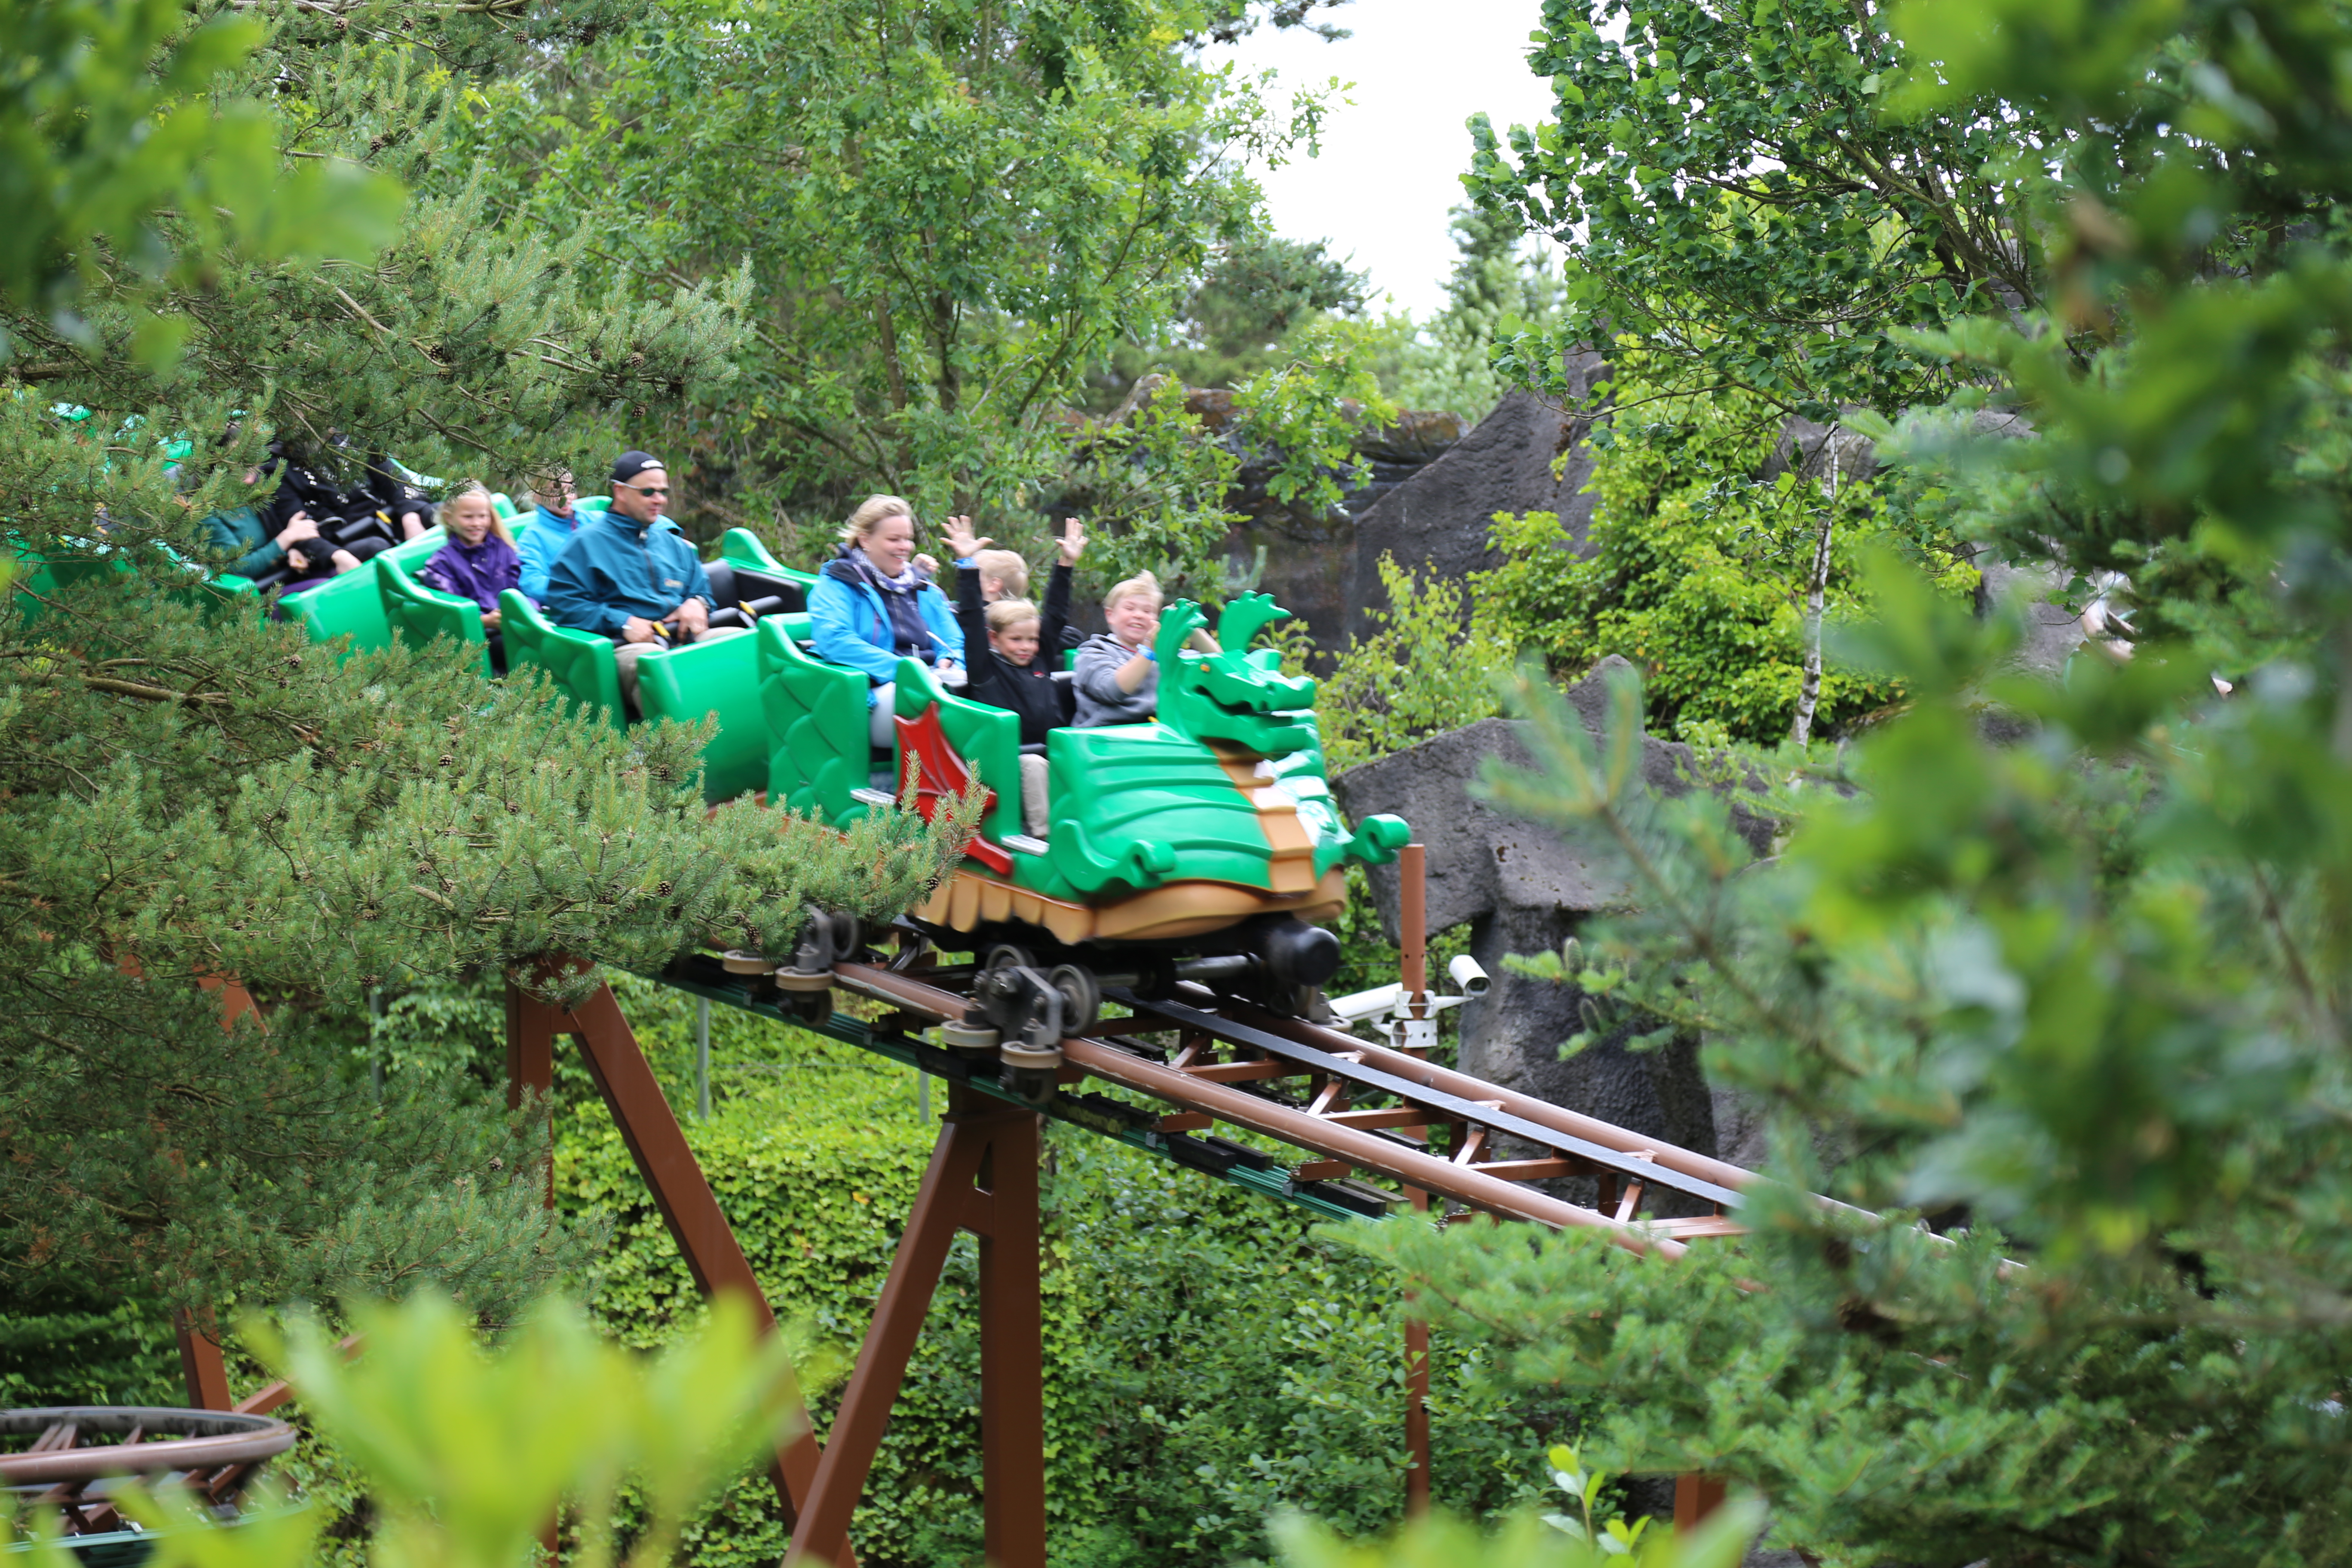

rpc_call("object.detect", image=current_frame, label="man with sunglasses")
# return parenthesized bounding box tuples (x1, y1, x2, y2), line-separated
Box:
(544, 450, 744, 715)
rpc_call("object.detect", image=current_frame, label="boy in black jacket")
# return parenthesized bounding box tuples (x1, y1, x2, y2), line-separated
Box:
(943, 516, 1087, 836)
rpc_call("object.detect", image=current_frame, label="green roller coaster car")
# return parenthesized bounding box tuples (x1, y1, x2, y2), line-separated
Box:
(31, 514, 1406, 967)
(762, 590, 1409, 950)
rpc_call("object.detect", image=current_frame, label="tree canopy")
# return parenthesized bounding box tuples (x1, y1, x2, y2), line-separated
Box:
(1350, 0, 2352, 1559)
(0, 0, 963, 1318)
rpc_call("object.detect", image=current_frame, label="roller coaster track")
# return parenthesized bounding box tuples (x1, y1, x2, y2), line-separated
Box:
(659, 947, 1761, 1250)
(162, 925, 1785, 1565)
(146, 926, 1785, 1568)
(628, 937, 1781, 1565)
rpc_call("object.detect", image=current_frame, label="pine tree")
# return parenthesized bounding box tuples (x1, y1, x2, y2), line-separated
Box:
(0, 0, 962, 1320)
(1374, 204, 1561, 421)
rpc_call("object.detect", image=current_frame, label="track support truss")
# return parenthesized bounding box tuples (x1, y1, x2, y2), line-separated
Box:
(506, 982, 854, 1567)
(787, 1086, 1046, 1568)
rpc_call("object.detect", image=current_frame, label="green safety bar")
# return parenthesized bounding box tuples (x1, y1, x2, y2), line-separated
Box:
(499, 589, 623, 730)
(756, 617, 870, 824)
(376, 554, 490, 678)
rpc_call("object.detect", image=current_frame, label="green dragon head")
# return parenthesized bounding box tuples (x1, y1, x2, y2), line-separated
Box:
(1153, 594, 1320, 758)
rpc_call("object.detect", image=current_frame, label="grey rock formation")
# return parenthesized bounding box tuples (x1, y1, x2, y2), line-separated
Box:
(1978, 558, 2087, 677)
(1066, 380, 1470, 649)
(1344, 352, 1613, 642)
(1329, 659, 1774, 1212)
(1186, 383, 1475, 650)
(1221, 408, 1470, 652)
(1771, 406, 2082, 680)
(1763, 414, 1882, 486)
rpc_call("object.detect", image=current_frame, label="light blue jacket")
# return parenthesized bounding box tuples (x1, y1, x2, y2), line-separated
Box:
(544, 508, 714, 639)
(516, 503, 585, 602)
(808, 561, 962, 697)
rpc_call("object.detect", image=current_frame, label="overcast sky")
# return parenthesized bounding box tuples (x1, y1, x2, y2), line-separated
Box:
(1201, 0, 1560, 320)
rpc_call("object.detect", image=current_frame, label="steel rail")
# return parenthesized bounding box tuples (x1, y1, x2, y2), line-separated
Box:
(831, 962, 1688, 1255)
(1177, 989, 1878, 1222)
(0, 1407, 296, 1485)
(1115, 989, 1746, 1212)
(655, 963, 1375, 1225)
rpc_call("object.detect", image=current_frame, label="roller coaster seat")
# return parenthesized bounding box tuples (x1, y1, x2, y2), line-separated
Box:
(756, 617, 871, 823)
(11, 539, 263, 627)
(708, 527, 816, 642)
(636, 627, 770, 804)
(499, 589, 624, 730)
(893, 656, 1023, 847)
(376, 554, 490, 678)
(278, 528, 446, 654)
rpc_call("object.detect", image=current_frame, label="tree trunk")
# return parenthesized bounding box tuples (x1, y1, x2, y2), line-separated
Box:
(1790, 442, 1840, 746)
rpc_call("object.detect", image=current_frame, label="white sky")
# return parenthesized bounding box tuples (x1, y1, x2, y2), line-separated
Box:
(1202, 0, 1560, 319)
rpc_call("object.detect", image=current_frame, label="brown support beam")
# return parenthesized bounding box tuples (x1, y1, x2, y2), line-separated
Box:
(1675, 1473, 1727, 1528)
(787, 1088, 1046, 1568)
(196, 974, 265, 1035)
(505, 977, 557, 1208)
(1399, 841, 1428, 1023)
(974, 1103, 1047, 1568)
(1403, 1186, 1431, 1516)
(507, 981, 849, 1566)
(174, 1307, 233, 1412)
(788, 1108, 987, 1567)
(504, 981, 557, 1112)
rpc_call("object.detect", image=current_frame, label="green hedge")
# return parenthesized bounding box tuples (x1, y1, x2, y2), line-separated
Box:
(555, 983, 1579, 1568)
(0, 971, 1580, 1566)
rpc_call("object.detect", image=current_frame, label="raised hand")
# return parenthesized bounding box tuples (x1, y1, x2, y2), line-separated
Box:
(943, 515, 990, 560)
(1058, 516, 1087, 564)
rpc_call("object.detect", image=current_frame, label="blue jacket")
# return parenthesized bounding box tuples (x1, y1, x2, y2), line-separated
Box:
(543, 508, 713, 639)
(808, 564, 962, 690)
(516, 504, 585, 602)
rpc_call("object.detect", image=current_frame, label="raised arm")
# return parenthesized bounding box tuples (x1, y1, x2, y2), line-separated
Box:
(956, 562, 990, 661)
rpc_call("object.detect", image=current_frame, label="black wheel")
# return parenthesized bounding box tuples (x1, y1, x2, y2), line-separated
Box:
(1129, 952, 1177, 1001)
(1005, 1064, 1060, 1108)
(1048, 963, 1101, 1035)
(983, 943, 1036, 978)
(827, 913, 865, 962)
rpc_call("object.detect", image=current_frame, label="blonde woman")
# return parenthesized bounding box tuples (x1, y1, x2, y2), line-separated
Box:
(809, 495, 964, 748)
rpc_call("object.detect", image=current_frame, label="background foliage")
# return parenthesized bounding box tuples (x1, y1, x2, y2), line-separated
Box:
(1473, 383, 1975, 745)
(1341, 0, 2352, 1558)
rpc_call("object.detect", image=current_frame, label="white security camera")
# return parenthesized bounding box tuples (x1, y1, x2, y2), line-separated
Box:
(1447, 953, 1490, 998)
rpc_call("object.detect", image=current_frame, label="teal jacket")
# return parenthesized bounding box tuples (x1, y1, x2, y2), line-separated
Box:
(516, 503, 584, 602)
(543, 508, 712, 639)
(200, 505, 283, 579)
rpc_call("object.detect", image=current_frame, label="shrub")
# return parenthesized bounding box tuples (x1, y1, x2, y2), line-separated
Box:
(557, 1017, 1582, 1568)
(1473, 385, 1972, 744)
(1314, 554, 1516, 774)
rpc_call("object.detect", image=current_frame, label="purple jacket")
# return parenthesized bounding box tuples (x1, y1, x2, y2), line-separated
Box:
(420, 534, 523, 616)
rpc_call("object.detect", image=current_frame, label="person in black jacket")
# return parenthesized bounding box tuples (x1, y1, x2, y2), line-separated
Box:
(942, 515, 1086, 836)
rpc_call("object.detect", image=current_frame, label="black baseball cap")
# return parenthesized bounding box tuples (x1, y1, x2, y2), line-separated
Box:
(611, 450, 665, 484)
